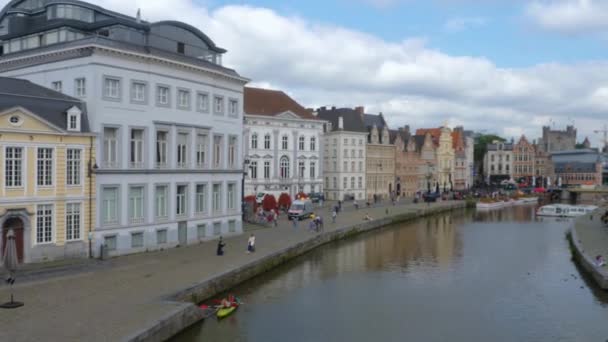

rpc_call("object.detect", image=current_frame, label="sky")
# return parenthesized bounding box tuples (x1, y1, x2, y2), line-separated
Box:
(2, 0, 608, 145)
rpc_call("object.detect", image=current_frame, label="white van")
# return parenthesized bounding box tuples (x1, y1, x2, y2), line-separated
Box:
(288, 200, 314, 220)
(255, 191, 284, 204)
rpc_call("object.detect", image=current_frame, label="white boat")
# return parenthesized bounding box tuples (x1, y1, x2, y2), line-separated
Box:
(476, 201, 506, 209)
(536, 204, 598, 217)
(520, 197, 539, 203)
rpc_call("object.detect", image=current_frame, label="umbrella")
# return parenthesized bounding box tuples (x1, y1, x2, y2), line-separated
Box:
(1, 229, 23, 309)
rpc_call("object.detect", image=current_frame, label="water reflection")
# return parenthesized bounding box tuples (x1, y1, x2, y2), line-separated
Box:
(174, 206, 608, 342)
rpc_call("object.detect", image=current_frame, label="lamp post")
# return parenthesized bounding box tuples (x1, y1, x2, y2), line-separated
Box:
(241, 158, 250, 221)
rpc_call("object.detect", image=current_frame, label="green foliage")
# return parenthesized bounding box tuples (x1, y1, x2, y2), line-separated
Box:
(474, 134, 506, 175)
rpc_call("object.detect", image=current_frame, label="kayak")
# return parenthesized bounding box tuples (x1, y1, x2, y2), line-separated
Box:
(216, 305, 237, 319)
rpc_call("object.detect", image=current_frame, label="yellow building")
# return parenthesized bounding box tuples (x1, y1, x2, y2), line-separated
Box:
(0, 78, 95, 263)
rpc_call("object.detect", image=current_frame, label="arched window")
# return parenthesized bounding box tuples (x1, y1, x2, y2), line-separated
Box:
(310, 137, 316, 151)
(251, 133, 258, 149)
(282, 136, 289, 150)
(264, 134, 271, 149)
(298, 136, 305, 151)
(280, 157, 290, 179)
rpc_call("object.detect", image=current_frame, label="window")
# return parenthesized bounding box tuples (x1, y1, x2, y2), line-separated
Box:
(343, 177, 348, 189)
(343, 149, 347, 157)
(333, 161, 337, 171)
(282, 136, 289, 150)
(214, 95, 224, 115)
(299, 136, 305, 151)
(48, 4, 94, 22)
(155, 185, 168, 219)
(264, 161, 270, 179)
(103, 77, 121, 99)
(177, 89, 191, 109)
(298, 161, 305, 178)
(36, 204, 53, 244)
(66, 203, 81, 240)
(37, 148, 53, 186)
(359, 161, 363, 172)
(351, 177, 355, 189)
(228, 136, 237, 168)
(131, 232, 144, 248)
(359, 150, 363, 158)
(197, 224, 206, 240)
(104, 236, 117, 251)
(177, 42, 185, 54)
(310, 137, 316, 151)
(351, 150, 355, 158)
(196, 134, 207, 168)
(333, 177, 337, 189)
(157, 85, 170, 106)
(66, 149, 81, 186)
(196, 184, 207, 214)
(351, 161, 355, 172)
(310, 162, 316, 178)
(177, 133, 189, 168)
(156, 131, 168, 168)
(227, 183, 236, 210)
(130, 129, 144, 168)
(213, 222, 221, 236)
(229, 99, 238, 117)
(358, 177, 363, 189)
(52, 81, 62, 93)
(68, 111, 79, 131)
(75, 78, 86, 97)
(131, 81, 146, 103)
(251, 134, 258, 149)
(197, 92, 209, 112)
(344, 139, 348, 145)
(176, 185, 187, 216)
(103, 127, 118, 167)
(5, 147, 23, 187)
(343, 161, 347, 171)
(250, 161, 258, 179)
(212, 183, 222, 212)
(280, 157, 290, 179)
(102, 187, 118, 225)
(157, 229, 168, 244)
(129, 186, 145, 223)
(229, 220, 236, 233)
(213, 135, 223, 168)
(264, 134, 271, 149)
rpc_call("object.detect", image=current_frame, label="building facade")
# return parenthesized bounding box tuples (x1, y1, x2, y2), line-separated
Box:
(452, 127, 467, 191)
(538, 125, 577, 153)
(0, 0, 248, 257)
(513, 135, 536, 186)
(483, 140, 514, 184)
(0, 77, 95, 263)
(417, 127, 454, 191)
(549, 150, 603, 187)
(317, 107, 367, 201)
(393, 127, 437, 197)
(243, 87, 324, 197)
(363, 110, 395, 200)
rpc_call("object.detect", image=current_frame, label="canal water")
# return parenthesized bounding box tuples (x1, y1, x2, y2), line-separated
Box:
(173, 206, 608, 342)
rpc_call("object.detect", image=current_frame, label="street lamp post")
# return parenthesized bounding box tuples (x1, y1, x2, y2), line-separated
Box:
(241, 158, 250, 221)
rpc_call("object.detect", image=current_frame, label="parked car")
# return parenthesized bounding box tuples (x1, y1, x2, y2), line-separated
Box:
(423, 192, 440, 202)
(308, 192, 323, 203)
(288, 200, 314, 220)
(452, 192, 463, 200)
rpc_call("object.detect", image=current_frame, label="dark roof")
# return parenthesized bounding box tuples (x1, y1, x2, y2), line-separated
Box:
(0, 77, 90, 132)
(413, 135, 427, 152)
(554, 162, 597, 173)
(244, 87, 317, 120)
(390, 129, 410, 148)
(363, 113, 387, 129)
(316, 107, 367, 133)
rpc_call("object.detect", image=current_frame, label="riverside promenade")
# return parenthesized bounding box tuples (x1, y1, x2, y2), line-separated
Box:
(571, 206, 608, 289)
(0, 200, 464, 342)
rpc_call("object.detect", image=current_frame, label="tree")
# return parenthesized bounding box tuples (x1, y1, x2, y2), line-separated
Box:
(262, 194, 277, 211)
(278, 193, 292, 210)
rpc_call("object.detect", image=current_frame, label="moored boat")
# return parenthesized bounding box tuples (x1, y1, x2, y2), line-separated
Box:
(536, 204, 598, 217)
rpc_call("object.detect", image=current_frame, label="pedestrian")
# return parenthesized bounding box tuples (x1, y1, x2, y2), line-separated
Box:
(338, 200, 342, 212)
(292, 217, 298, 229)
(216, 236, 226, 256)
(257, 207, 264, 223)
(247, 234, 255, 253)
(308, 219, 316, 232)
(332, 208, 337, 223)
(267, 211, 274, 226)
(316, 215, 324, 231)
(273, 209, 278, 227)
(354, 200, 359, 211)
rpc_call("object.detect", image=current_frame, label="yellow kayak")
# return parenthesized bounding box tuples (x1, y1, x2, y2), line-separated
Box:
(216, 305, 237, 319)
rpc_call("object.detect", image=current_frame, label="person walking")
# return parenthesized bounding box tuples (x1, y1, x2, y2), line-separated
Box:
(216, 236, 226, 256)
(273, 209, 278, 227)
(332, 208, 337, 224)
(292, 217, 298, 229)
(354, 200, 359, 211)
(247, 234, 256, 253)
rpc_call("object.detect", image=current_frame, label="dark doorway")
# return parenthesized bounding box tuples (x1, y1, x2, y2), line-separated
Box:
(2, 217, 24, 263)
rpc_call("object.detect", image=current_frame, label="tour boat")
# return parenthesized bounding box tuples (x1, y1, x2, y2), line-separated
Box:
(476, 201, 505, 209)
(536, 204, 598, 217)
(519, 197, 539, 204)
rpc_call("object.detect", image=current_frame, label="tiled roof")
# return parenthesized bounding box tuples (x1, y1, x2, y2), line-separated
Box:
(244, 87, 317, 120)
(0, 77, 90, 132)
(316, 107, 367, 133)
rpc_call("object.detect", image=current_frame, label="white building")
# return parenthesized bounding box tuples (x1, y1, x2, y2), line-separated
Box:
(243, 87, 324, 197)
(0, 0, 248, 257)
(317, 107, 368, 201)
(483, 140, 514, 183)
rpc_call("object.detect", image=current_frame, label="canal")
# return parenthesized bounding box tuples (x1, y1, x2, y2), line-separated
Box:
(173, 206, 608, 342)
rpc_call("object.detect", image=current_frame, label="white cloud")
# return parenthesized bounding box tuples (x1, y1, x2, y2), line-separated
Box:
(444, 17, 488, 32)
(0, 0, 606, 145)
(525, 0, 608, 35)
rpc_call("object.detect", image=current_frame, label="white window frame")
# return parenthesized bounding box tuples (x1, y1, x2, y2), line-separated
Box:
(103, 76, 121, 101)
(36, 204, 54, 244)
(37, 147, 53, 187)
(101, 186, 119, 226)
(264, 161, 270, 179)
(298, 136, 305, 151)
(228, 98, 239, 117)
(130, 80, 147, 104)
(250, 161, 258, 179)
(5, 146, 23, 188)
(156, 85, 171, 107)
(66, 148, 82, 186)
(156, 130, 168, 168)
(264, 134, 271, 149)
(74, 77, 86, 97)
(129, 128, 145, 168)
(51, 81, 62, 93)
(228, 136, 237, 168)
(128, 185, 145, 224)
(282, 136, 289, 150)
(177, 132, 189, 168)
(251, 133, 258, 149)
(196, 134, 207, 168)
(177, 88, 191, 110)
(176, 184, 188, 217)
(213, 95, 224, 115)
(155, 185, 168, 219)
(213, 135, 223, 169)
(65, 202, 82, 241)
(310, 161, 316, 179)
(103, 126, 119, 168)
(212, 183, 222, 213)
(196, 183, 208, 215)
(227, 183, 236, 211)
(310, 137, 316, 151)
(280, 157, 290, 179)
(197, 92, 210, 113)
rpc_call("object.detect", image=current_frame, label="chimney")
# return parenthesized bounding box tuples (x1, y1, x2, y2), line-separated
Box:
(338, 116, 344, 130)
(136, 8, 141, 23)
(320, 106, 327, 111)
(355, 106, 364, 115)
(404, 125, 410, 134)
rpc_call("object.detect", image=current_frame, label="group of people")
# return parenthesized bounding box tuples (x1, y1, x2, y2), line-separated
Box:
(256, 207, 279, 227)
(216, 234, 257, 256)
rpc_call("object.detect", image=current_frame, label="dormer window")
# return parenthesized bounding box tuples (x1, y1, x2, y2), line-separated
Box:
(67, 106, 82, 132)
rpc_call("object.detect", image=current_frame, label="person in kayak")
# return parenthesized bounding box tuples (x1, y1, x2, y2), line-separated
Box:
(216, 236, 226, 256)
